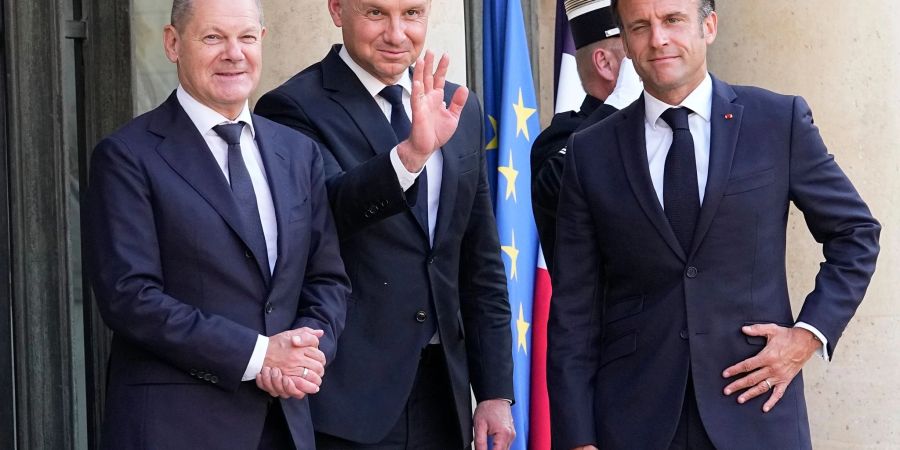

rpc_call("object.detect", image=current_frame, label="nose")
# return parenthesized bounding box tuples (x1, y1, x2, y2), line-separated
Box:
(223, 38, 246, 61)
(649, 23, 668, 48)
(383, 16, 406, 45)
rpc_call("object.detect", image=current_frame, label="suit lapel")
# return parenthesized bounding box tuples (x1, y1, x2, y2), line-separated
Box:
(253, 116, 291, 284)
(151, 93, 270, 284)
(688, 78, 743, 256)
(322, 46, 398, 156)
(617, 97, 687, 262)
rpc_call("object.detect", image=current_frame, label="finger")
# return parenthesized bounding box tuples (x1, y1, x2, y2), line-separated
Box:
(474, 419, 488, 450)
(257, 367, 278, 397)
(292, 374, 322, 395)
(423, 50, 435, 92)
(491, 428, 514, 450)
(270, 368, 290, 399)
(724, 367, 771, 395)
(433, 53, 449, 91)
(762, 381, 787, 412)
(722, 354, 765, 378)
(303, 346, 327, 366)
(737, 379, 772, 404)
(298, 357, 325, 379)
(281, 372, 306, 399)
(447, 86, 468, 118)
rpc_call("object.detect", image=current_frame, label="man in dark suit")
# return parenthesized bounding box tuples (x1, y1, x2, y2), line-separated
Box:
(86, 0, 350, 448)
(547, 0, 881, 449)
(531, 0, 642, 271)
(255, 0, 515, 449)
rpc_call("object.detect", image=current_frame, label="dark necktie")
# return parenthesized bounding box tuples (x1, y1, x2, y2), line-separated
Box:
(661, 107, 700, 252)
(380, 85, 429, 234)
(213, 122, 270, 278)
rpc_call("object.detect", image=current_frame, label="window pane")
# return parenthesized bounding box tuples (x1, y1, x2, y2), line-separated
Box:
(132, 1, 177, 115)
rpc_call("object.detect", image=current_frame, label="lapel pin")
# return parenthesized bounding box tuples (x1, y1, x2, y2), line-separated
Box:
(724, 113, 734, 120)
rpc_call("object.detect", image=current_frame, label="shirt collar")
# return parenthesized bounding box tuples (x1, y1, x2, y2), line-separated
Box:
(338, 45, 412, 99)
(176, 85, 256, 138)
(643, 73, 713, 130)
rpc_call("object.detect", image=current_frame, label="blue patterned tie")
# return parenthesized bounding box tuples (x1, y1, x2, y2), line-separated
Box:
(661, 107, 700, 252)
(380, 85, 429, 234)
(213, 122, 269, 278)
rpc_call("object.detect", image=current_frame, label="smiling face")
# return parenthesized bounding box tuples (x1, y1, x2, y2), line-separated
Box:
(329, 0, 430, 85)
(163, 0, 266, 119)
(617, 0, 716, 104)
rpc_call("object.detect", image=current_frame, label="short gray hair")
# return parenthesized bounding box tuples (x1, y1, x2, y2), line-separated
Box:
(171, 0, 265, 31)
(610, 0, 715, 30)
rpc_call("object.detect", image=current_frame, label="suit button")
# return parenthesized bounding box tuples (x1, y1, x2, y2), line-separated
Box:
(244, 249, 252, 259)
(415, 311, 427, 323)
(210, 375, 219, 384)
(189, 369, 197, 376)
(203, 373, 212, 381)
(427, 255, 435, 264)
(265, 302, 274, 314)
(679, 329, 688, 340)
(685, 266, 698, 278)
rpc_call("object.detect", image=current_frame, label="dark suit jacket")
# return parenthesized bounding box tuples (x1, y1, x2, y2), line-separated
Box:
(531, 95, 618, 272)
(86, 92, 350, 450)
(256, 45, 514, 444)
(547, 77, 880, 450)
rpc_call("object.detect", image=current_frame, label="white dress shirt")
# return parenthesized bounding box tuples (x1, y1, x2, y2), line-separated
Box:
(176, 86, 271, 380)
(641, 75, 829, 359)
(339, 47, 442, 245)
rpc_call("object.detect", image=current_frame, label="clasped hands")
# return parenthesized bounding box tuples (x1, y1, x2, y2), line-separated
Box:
(396, 50, 469, 173)
(256, 327, 326, 399)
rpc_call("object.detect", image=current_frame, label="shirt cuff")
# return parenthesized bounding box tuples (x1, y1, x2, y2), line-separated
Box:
(794, 322, 829, 361)
(390, 147, 423, 191)
(241, 334, 269, 381)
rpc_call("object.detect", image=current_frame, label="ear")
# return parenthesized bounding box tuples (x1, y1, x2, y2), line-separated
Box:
(592, 47, 618, 83)
(328, 0, 344, 27)
(703, 11, 718, 44)
(163, 24, 179, 64)
(260, 26, 268, 41)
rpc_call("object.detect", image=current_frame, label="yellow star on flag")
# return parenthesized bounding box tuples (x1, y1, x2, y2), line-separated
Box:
(501, 230, 519, 281)
(497, 152, 519, 202)
(512, 88, 536, 141)
(486, 115, 499, 150)
(516, 303, 530, 354)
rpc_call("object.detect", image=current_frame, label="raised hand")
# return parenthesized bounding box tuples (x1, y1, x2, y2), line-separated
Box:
(396, 50, 469, 172)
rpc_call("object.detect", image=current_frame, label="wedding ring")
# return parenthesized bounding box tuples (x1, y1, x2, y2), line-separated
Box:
(301, 367, 309, 379)
(764, 379, 772, 390)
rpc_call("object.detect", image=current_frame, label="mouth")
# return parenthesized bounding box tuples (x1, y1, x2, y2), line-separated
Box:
(649, 55, 679, 64)
(214, 71, 247, 79)
(377, 49, 408, 60)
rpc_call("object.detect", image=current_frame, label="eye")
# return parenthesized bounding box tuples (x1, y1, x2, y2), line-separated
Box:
(367, 9, 382, 17)
(202, 34, 222, 44)
(241, 35, 258, 44)
(404, 9, 421, 17)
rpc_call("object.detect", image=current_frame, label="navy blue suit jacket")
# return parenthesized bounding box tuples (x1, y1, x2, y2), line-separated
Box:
(547, 77, 880, 450)
(86, 93, 350, 449)
(256, 45, 513, 444)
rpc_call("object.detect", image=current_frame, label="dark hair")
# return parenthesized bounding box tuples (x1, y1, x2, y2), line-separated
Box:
(610, 0, 715, 29)
(171, 0, 265, 31)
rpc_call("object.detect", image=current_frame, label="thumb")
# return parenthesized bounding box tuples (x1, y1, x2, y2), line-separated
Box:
(742, 323, 777, 337)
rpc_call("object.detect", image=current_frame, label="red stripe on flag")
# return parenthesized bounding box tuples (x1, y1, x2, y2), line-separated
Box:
(529, 261, 552, 448)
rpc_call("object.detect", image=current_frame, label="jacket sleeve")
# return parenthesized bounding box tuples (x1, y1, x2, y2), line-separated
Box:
(291, 142, 352, 365)
(546, 133, 605, 449)
(255, 89, 422, 238)
(788, 96, 881, 356)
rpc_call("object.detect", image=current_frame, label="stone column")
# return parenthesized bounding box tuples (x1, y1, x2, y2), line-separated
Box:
(708, 2, 899, 448)
(258, 0, 468, 100)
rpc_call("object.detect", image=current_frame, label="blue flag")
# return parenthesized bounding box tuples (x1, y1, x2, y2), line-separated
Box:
(483, 0, 540, 448)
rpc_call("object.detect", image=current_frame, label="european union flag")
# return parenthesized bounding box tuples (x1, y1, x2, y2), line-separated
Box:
(484, 0, 540, 448)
